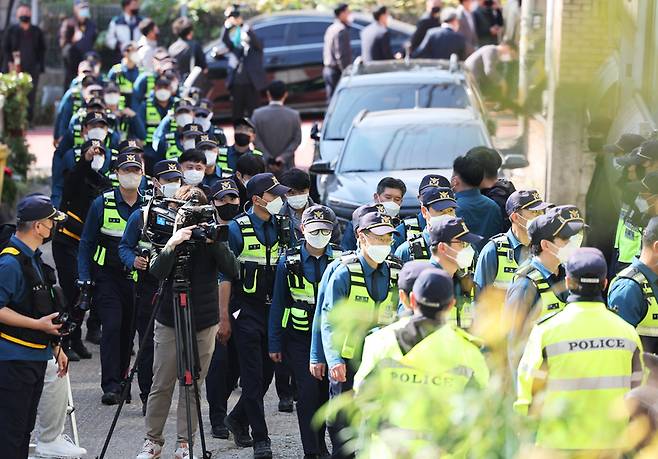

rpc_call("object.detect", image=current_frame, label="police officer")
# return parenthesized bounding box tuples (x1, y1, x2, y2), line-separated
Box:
(269, 205, 341, 458)
(131, 49, 173, 110)
(505, 205, 586, 365)
(136, 75, 176, 169)
(319, 211, 402, 459)
(157, 122, 204, 163)
(118, 159, 182, 414)
(340, 203, 386, 252)
(78, 152, 145, 404)
(234, 153, 267, 206)
(0, 194, 68, 459)
(515, 247, 643, 452)
(225, 173, 291, 458)
(108, 41, 141, 109)
(394, 187, 458, 262)
(150, 99, 194, 161)
(474, 189, 550, 293)
(196, 133, 223, 190)
(54, 67, 96, 145)
(103, 82, 140, 142)
(609, 216, 658, 354)
(221, 117, 263, 176)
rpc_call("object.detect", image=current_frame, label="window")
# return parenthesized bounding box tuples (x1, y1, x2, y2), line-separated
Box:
(255, 24, 288, 48)
(289, 21, 331, 46)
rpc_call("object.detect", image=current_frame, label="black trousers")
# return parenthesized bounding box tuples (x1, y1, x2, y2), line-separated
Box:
(230, 83, 260, 121)
(0, 359, 47, 458)
(94, 266, 135, 394)
(322, 67, 341, 103)
(229, 305, 274, 442)
(206, 331, 240, 428)
(284, 330, 329, 455)
(27, 72, 39, 123)
(135, 274, 158, 403)
(274, 360, 295, 401)
(52, 239, 83, 343)
(328, 361, 357, 459)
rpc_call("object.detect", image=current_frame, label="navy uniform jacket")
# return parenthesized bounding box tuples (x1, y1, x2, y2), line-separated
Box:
(608, 258, 658, 327)
(455, 188, 503, 250)
(360, 23, 393, 62)
(474, 228, 528, 293)
(411, 25, 468, 61)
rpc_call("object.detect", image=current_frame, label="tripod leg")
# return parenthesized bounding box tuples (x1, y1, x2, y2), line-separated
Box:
(65, 373, 80, 447)
(193, 377, 211, 458)
(184, 385, 194, 459)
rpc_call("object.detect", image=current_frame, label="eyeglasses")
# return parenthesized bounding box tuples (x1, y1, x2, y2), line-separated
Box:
(308, 229, 331, 236)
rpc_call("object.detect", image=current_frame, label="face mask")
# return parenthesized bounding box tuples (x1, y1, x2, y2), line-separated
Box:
(287, 194, 309, 210)
(176, 113, 194, 128)
(195, 116, 212, 131)
(381, 200, 400, 217)
(234, 133, 251, 147)
(636, 196, 650, 214)
(429, 214, 451, 229)
(183, 169, 204, 186)
(91, 155, 105, 171)
(366, 243, 391, 264)
(305, 231, 331, 249)
(118, 172, 142, 190)
(203, 149, 218, 165)
(182, 138, 196, 151)
(263, 196, 284, 215)
(553, 235, 582, 264)
(160, 182, 180, 198)
(129, 52, 141, 65)
(431, 6, 441, 14)
(87, 127, 107, 142)
(38, 221, 54, 244)
(454, 245, 475, 270)
(104, 92, 120, 106)
(131, 7, 140, 15)
(155, 89, 171, 102)
(19, 15, 30, 23)
(78, 7, 90, 18)
(216, 203, 241, 221)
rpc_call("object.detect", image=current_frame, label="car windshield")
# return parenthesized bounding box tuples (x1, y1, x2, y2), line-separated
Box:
(324, 83, 469, 140)
(338, 122, 488, 173)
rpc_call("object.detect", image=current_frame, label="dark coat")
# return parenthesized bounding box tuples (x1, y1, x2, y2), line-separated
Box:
(360, 23, 393, 62)
(1, 23, 46, 74)
(411, 26, 467, 61)
(221, 25, 267, 90)
(409, 12, 440, 53)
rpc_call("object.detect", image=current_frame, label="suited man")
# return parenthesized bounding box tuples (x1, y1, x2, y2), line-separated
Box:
(457, 0, 478, 54)
(473, 0, 504, 46)
(221, 5, 267, 120)
(412, 8, 467, 61)
(322, 3, 352, 101)
(251, 80, 302, 174)
(360, 6, 394, 62)
(409, 0, 442, 54)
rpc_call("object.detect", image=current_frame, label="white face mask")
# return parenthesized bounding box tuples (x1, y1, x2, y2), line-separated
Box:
(305, 231, 331, 249)
(176, 113, 194, 128)
(381, 200, 400, 217)
(104, 93, 120, 106)
(155, 89, 171, 102)
(366, 243, 391, 264)
(203, 150, 218, 165)
(554, 234, 583, 264)
(195, 116, 212, 132)
(160, 182, 180, 198)
(129, 52, 141, 65)
(429, 214, 452, 229)
(264, 196, 284, 215)
(454, 245, 475, 269)
(118, 172, 142, 190)
(90, 154, 105, 171)
(182, 138, 196, 151)
(287, 194, 308, 210)
(87, 127, 107, 142)
(183, 169, 204, 186)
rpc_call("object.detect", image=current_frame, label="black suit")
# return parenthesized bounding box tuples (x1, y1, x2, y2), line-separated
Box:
(411, 26, 467, 61)
(409, 12, 440, 53)
(360, 23, 393, 62)
(473, 6, 504, 46)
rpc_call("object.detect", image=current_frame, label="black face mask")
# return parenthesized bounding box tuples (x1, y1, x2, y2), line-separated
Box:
(216, 203, 241, 221)
(430, 6, 441, 15)
(19, 15, 31, 23)
(131, 7, 140, 15)
(234, 133, 251, 147)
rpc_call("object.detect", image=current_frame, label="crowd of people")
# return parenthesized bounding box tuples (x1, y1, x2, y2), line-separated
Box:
(2, 0, 657, 459)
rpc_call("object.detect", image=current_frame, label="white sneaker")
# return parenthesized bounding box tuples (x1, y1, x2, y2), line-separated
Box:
(136, 439, 162, 459)
(174, 443, 198, 459)
(35, 434, 87, 458)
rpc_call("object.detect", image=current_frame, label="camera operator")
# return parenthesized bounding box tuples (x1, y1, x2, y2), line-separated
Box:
(137, 185, 238, 459)
(0, 194, 68, 459)
(119, 159, 183, 415)
(78, 152, 145, 405)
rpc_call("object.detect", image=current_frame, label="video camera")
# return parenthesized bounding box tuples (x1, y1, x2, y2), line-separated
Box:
(175, 201, 229, 243)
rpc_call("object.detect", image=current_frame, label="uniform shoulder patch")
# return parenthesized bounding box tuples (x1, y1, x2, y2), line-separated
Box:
(0, 247, 20, 256)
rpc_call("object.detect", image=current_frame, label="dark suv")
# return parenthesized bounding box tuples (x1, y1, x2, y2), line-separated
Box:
(201, 10, 413, 118)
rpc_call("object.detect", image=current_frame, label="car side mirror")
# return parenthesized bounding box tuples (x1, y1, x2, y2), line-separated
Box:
(309, 160, 334, 175)
(310, 122, 321, 142)
(501, 154, 529, 170)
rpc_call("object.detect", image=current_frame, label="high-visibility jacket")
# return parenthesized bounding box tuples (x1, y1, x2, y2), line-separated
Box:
(612, 266, 658, 337)
(514, 301, 644, 450)
(613, 204, 642, 266)
(145, 98, 163, 145)
(92, 190, 129, 269)
(490, 233, 520, 289)
(513, 264, 566, 320)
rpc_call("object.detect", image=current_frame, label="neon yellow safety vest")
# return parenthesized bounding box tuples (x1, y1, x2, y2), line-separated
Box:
(72, 88, 83, 114)
(612, 266, 658, 337)
(236, 214, 279, 298)
(514, 301, 643, 450)
(613, 205, 642, 265)
(339, 254, 401, 359)
(111, 64, 134, 96)
(282, 245, 342, 332)
(145, 99, 162, 145)
(93, 190, 128, 267)
(491, 233, 520, 289)
(513, 264, 566, 320)
(402, 216, 422, 243)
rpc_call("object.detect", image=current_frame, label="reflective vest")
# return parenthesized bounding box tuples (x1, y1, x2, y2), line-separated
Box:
(339, 254, 401, 359)
(72, 108, 87, 147)
(491, 233, 520, 289)
(513, 264, 565, 320)
(612, 266, 658, 337)
(111, 64, 134, 96)
(613, 205, 642, 265)
(92, 190, 129, 269)
(402, 216, 422, 243)
(145, 99, 163, 145)
(164, 118, 182, 160)
(515, 301, 643, 450)
(71, 88, 83, 115)
(282, 245, 342, 332)
(236, 214, 280, 301)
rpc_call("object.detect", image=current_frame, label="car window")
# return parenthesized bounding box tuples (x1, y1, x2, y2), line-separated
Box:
(289, 21, 331, 46)
(324, 83, 470, 140)
(255, 23, 288, 48)
(338, 123, 487, 173)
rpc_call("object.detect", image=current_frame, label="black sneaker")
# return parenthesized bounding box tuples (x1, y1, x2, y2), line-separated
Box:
(253, 439, 272, 459)
(86, 328, 101, 345)
(101, 392, 121, 405)
(211, 425, 229, 439)
(71, 339, 92, 359)
(64, 347, 80, 362)
(278, 397, 294, 413)
(224, 415, 253, 447)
